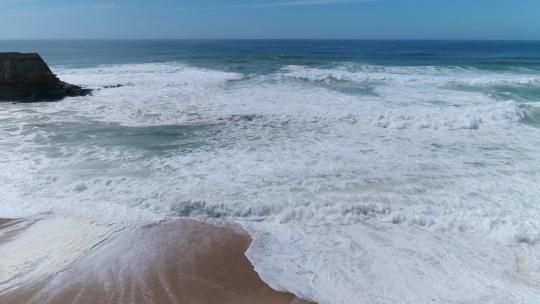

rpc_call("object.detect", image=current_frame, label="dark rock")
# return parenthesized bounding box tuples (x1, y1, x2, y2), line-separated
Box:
(103, 84, 123, 89)
(0, 52, 91, 102)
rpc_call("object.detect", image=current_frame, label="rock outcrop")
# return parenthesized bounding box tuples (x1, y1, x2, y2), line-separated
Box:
(0, 52, 91, 102)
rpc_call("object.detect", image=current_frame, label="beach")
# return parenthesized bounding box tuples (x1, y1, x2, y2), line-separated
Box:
(0, 218, 12, 226)
(0, 216, 311, 304)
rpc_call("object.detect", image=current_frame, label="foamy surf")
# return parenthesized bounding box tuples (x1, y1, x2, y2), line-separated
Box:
(245, 221, 540, 304)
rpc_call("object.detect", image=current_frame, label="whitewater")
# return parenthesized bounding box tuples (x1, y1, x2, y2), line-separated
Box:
(2, 42, 540, 303)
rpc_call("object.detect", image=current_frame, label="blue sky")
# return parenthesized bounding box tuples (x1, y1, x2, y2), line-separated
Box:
(0, 0, 539, 39)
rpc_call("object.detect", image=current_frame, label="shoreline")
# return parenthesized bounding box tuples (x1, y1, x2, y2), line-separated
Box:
(0, 216, 312, 304)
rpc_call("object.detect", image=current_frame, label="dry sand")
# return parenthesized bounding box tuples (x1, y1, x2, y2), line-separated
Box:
(0, 218, 312, 304)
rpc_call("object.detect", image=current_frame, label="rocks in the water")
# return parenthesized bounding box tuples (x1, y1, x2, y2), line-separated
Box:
(0, 52, 91, 102)
(103, 84, 123, 89)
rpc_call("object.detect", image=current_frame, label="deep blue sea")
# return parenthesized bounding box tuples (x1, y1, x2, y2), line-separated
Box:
(3, 39, 540, 69)
(1, 40, 540, 303)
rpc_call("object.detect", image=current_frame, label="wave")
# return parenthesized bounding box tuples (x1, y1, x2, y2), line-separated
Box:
(280, 64, 540, 87)
(245, 220, 540, 304)
(279, 64, 540, 108)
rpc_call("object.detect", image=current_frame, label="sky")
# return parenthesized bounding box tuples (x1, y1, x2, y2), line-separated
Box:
(0, 0, 539, 40)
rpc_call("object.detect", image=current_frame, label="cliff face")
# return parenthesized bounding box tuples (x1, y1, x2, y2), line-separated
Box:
(0, 53, 91, 102)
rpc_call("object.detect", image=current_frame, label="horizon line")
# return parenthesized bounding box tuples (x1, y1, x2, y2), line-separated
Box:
(1, 38, 539, 42)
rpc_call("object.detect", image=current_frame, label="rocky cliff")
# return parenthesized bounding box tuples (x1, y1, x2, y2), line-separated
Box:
(0, 52, 91, 102)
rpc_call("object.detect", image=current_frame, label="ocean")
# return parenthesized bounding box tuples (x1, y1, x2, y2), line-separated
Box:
(1, 40, 540, 303)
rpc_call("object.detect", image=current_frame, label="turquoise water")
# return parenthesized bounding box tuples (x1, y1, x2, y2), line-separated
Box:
(1, 40, 540, 303)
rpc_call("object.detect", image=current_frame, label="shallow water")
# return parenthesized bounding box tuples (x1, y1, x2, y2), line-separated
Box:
(1, 40, 540, 303)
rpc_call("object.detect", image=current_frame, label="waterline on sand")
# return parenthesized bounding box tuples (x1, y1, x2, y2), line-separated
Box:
(0, 215, 311, 304)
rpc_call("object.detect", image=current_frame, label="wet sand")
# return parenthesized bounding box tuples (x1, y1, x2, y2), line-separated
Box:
(0, 217, 311, 304)
(0, 218, 13, 226)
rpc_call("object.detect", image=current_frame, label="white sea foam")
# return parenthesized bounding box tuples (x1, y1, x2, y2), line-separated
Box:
(281, 64, 540, 87)
(245, 221, 540, 304)
(1, 62, 540, 303)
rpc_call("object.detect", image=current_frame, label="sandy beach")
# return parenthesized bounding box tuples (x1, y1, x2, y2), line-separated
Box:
(0, 216, 311, 304)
